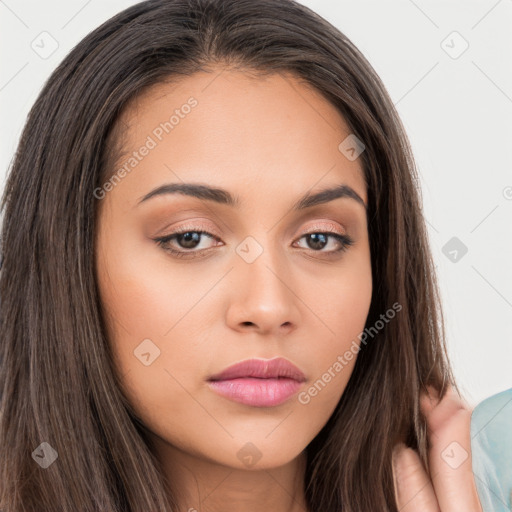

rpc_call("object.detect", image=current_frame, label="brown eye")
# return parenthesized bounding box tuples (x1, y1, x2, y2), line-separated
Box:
(154, 228, 221, 259)
(295, 231, 354, 253)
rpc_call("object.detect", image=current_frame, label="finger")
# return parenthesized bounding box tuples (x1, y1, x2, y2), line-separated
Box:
(392, 443, 440, 512)
(420, 386, 483, 512)
(420, 385, 470, 429)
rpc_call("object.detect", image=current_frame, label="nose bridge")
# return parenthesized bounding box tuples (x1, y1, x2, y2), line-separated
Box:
(238, 231, 292, 300)
(226, 231, 300, 332)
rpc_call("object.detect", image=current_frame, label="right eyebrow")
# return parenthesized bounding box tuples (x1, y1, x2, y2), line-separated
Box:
(137, 182, 238, 207)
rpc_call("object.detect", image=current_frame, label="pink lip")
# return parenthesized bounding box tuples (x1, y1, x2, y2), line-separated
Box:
(207, 357, 306, 407)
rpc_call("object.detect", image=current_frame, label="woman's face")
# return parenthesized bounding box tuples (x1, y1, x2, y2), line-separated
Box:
(95, 67, 372, 471)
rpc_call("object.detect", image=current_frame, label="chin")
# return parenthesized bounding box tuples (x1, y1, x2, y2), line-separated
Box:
(205, 436, 309, 471)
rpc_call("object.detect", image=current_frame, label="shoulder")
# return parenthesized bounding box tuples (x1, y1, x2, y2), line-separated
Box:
(470, 387, 512, 512)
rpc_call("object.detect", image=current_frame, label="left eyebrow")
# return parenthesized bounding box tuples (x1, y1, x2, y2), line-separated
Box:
(136, 182, 367, 210)
(292, 184, 367, 211)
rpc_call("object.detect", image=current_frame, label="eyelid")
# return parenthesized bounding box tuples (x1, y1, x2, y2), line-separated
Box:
(157, 220, 221, 238)
(164, 220, 347, 240)
(300, 221, 346, 235)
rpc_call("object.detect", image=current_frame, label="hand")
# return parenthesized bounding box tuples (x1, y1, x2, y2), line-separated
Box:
(392, 385, 483, 511)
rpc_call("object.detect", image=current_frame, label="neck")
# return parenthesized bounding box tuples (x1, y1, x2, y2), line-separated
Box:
(149, 434, 310, 512)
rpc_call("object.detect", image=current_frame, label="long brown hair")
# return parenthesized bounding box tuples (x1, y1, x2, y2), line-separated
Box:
(0, 0, 455, 510)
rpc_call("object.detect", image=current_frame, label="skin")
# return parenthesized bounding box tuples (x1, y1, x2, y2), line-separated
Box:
(393, 386, 483, 511)
(94, 66, 481, 511)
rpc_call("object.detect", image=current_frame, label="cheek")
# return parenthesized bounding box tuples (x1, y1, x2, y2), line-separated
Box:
(95, 248, 208, 445)
(95, 218, 211, 350)
(299, 248, 372, 401)
(315, 245, 373, 342)
(95, 221, 225, 425)
(95, 222, 184, 393)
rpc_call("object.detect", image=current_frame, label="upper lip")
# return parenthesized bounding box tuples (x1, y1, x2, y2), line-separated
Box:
(207, 357, 306, 382)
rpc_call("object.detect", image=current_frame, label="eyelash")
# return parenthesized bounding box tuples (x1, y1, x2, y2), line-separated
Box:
(153, 225, 354, 260)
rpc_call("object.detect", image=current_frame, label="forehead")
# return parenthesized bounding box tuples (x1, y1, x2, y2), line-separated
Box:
(104, 67, 367, 209)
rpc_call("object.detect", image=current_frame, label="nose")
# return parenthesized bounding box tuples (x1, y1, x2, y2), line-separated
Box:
(224, 243, 301, 336)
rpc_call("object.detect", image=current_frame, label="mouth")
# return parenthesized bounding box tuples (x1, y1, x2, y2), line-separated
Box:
(206, 357, 306, 408)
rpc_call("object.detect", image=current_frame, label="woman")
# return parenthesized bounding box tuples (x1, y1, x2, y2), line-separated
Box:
(0, 0, 485, 510)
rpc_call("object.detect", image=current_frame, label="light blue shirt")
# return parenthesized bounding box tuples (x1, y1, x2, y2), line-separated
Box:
(471, 387, 512, 512)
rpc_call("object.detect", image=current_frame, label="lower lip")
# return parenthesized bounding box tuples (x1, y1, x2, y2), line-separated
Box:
(207, 377, 303, 407)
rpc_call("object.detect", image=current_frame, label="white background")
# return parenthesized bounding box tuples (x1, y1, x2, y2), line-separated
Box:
(1, 0, 511, 407)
